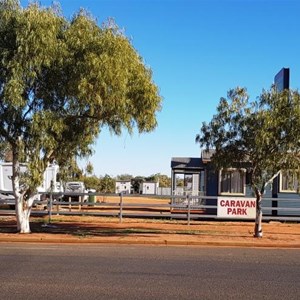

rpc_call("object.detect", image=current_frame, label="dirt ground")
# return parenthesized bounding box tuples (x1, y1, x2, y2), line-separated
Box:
(1, 196, 300, 247)
(1, 214, 300, 248)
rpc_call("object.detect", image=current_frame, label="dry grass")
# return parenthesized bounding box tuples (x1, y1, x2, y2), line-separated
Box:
(95, 195, 170, 205)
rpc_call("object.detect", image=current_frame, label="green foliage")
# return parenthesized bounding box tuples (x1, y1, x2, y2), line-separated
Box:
(131, 176, 145, 193)
(83, 175, 100, 191)
(176, 176, 184, 187)
(157, 174, 171, 188)
(0, 143, 11, 161)
(0, 1, 162, 197)
(98, 174, 115, 193)
(144, 174, 157, 182)
(196, 86, 300, 194)
(85, 161, 94, 176)
(58, 157, 83, 182)
(116, 174, 133, 181)
(145, 173, 171, 187)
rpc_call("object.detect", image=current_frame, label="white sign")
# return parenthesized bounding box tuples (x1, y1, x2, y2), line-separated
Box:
(217, 197, 256, 219)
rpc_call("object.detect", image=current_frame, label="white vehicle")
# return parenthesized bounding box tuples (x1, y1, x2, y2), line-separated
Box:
(63, 181, 88, 202)
(0, 162, 62, 202)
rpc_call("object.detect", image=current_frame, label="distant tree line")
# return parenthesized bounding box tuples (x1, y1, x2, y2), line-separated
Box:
(81, 173, 172, 194)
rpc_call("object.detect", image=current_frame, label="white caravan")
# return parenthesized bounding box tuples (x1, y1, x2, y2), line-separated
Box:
(0, 162, 62, 201)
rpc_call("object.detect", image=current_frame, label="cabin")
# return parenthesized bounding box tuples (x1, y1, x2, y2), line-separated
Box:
(115, 180, 132, 194)
(139, 181, 159, 195)
(171, 150, 227, 198)
(171, 150, 300, 218)
(0, 162, 62, 197)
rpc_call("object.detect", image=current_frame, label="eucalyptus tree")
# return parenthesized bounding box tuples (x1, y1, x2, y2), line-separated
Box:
(99, 174, 115, 193)
(150, 174, 171, 188)
(0, 0, 162, 233)
(85, 162, 94, 176)
(131, 176, 145, 194)
(196, 87, 300, 237)
(83, 175, 101, 191)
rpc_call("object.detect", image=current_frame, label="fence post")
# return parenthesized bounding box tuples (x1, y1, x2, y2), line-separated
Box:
(69, 196, 71, 212)
(119, 192, 123, 223)
(79, 195, 82, 212)
(56, 197, 60, 215)
(48, 191, 53, 224)
(187, 194, 191, 225)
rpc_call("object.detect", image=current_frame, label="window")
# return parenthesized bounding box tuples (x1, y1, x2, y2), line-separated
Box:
(184, 174, 193, 191)
(219, 169, 245, 195)
(280, 170, 299, 192)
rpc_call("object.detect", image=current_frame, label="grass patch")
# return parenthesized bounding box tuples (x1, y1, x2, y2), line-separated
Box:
(73, 231, 91, 238)
(115, 228, 162, 234)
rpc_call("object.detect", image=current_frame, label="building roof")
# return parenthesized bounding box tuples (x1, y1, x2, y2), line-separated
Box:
(171, 157, 203, 170)
(171, 150, 217, 171)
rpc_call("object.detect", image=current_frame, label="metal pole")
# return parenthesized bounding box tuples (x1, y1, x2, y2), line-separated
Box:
(47, 180, 55, 225)
(56, 197, 60, 215)
(187, 194, 191, 225)
(48, 192, 53, 224)
(119, 192, 123, 223)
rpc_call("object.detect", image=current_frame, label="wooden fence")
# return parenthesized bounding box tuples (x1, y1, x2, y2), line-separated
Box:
(1, 192, 300, 224)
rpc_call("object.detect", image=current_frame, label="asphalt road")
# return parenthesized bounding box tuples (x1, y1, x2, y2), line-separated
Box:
(0, 244, 300, 300)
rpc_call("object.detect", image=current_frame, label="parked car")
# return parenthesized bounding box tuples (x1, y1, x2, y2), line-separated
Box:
(63, 181, 88, 202)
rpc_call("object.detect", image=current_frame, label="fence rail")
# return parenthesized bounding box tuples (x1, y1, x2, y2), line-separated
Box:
(1, 192, 300, 224)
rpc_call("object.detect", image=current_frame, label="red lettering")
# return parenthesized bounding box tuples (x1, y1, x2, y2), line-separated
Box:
(237, 208, 247, 215)
(227, 207, 248, 215)
(227, 208, 236, 215)
(237, 201, 247, 208)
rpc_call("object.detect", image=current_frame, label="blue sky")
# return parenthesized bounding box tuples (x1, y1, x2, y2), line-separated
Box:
(21, 0, 300, 177)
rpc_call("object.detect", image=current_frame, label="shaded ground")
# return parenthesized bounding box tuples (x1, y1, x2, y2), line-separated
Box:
(1, 215, 300, 248)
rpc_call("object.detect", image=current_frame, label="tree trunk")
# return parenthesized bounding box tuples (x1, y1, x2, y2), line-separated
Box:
(11, 156, 33, 234)
(15, 195, 32, 233)
(254, 191, 263, 238)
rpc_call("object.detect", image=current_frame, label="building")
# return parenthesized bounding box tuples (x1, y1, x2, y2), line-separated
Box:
(171, 157, 204, 196)
(170, 68, 300, 217)
(171, 150, 257, 197)
(171, 150, 300, 217)
(115, 180, 131, 194)
(139, 181, 159, 195)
